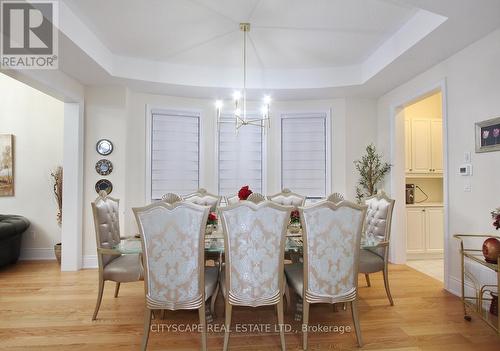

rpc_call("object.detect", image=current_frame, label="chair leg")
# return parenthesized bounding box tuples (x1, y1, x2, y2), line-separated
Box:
(114, 282, 121, 298)
(92, 278, 105, 320)
(383, 265, 394, 306)
(302, 300, 310, 351)
(199, 304, 207, 351)
(284, 282, 291, 311)
(222, 302, 232, 351)
(210, 283, 219, 318)
(365, 273, 371, 287)
(350, 300, 363, 347)
(277, 299, 286, 351)
(141, 308, 153, 351)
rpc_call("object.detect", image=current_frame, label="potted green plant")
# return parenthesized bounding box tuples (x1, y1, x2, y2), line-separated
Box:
(51, 166, 63, 264)
(354, 144, 391, 203)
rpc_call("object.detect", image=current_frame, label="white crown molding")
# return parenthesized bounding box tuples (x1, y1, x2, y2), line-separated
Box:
(57, 4, 446, 90)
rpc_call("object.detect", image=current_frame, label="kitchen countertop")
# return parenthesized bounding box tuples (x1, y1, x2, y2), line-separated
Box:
(406, 202, 443, 207)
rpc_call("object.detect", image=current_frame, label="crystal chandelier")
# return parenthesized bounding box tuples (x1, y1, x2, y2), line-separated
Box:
(215, 23, 271, 133)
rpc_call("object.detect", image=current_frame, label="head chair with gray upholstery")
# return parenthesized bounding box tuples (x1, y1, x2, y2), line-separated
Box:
(267, 188, 306, 208)
(219, 201, 293, 351)
(91, 191, 143, 320)
(183, 188, 221, 212)
(359, 190, 395, 306)
(284, 200, 367, 349)
(133, 201, 218, 351)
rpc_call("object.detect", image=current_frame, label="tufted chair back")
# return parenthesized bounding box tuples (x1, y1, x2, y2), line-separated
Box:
(134, 202, 209, 310)
(246, 192, 266, 204)
(364, 191, 395, 240)
(91, 191, 122, 267)
(219, 202, 292, 306)
(161, 192, 182, 205)
(268, 188, 306, 208)
(301, 201, 367, 303)
(183, 188, 221, 212)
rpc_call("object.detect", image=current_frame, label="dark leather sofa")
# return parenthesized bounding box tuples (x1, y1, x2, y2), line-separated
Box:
(0, 215, 30, 267)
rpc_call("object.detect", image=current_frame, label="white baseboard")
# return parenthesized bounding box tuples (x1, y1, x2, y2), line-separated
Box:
(83, 255, 98, 269)
(19, 248, 56, 261)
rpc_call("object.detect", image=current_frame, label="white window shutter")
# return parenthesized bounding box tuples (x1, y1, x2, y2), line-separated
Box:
(281, 113, 327, 198)
(150, 111, 200, 200)
(218, 116, 263, 196)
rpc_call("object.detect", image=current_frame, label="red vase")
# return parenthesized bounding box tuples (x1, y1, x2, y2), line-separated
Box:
(482, 237, 500, 264)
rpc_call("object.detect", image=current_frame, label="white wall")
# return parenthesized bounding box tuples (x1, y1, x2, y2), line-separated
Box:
(0, 73, 64, 259)
(82, 89, 377, 259)
(377, 28, 500, 294)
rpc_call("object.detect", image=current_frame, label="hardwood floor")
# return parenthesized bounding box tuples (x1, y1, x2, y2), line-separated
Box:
(0, 261, 498, 350)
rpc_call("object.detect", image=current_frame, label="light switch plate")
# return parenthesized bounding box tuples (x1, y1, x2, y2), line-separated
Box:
(464, 184, 471, 192)
(464, 152, 471, 163)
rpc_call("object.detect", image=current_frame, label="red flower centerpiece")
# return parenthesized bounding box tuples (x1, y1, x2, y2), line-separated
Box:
(238, 185, 253, 200)
(290, 210, 300, 224)
(207, 212, 217, 226)
(289, 209, 301, 233)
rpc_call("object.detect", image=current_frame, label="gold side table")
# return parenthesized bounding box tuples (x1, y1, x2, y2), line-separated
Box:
(454, 234, 499, 334)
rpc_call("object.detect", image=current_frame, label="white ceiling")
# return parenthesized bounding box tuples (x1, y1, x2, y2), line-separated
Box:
(63, 0, 418, 69)
(36, 0, 500, 99)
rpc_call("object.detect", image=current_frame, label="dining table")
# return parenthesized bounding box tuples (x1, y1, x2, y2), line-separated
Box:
(107, 225, 387, 259)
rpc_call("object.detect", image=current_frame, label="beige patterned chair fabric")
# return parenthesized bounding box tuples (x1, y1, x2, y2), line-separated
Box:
(219, 201, 292, 351)
(183, 188, 221, 212)
(359, 191, 395, 306)
(284, 200, 367, 348)
(246, 192, 266, 204)
(133, 201, 217, 351)
(268, 188, 306, 207)
(91, 191, 143, 320)
(161, 192, 182, 205)
(225, 194, 240, 206)
(326, 192, 344, 204)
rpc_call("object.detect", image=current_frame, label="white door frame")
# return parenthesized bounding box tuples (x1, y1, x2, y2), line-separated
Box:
(388, 79, 450, 291)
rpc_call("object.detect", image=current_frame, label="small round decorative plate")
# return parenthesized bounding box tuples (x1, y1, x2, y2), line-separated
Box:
(95, 159, 113, 175)
(95, 179, 113, 195)
(96, 139, 113, 156)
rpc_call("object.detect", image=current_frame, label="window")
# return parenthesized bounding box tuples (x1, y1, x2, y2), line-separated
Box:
(218, 115, 264, 196)
(148, 109, 200, 200)
(281, 112, 330, 198)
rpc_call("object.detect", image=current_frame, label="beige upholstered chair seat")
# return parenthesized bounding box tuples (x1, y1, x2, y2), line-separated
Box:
(358, 250, 384, 274)
(103, 254, 143, 282)
(204, 266, 219, 300)
(283, 263, 304, 298)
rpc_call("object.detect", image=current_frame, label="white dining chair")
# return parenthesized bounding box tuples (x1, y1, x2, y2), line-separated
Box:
(91, 191, 143, 321)
(183, 188, 222, 212)
(161, 192, 182, 204)
(246, 192, 266, 204)
(285, 201, 367, 349)
(267, 188, 306, 207)
(359, 191, 395, 305)
(224, 193, 240, 206)
(326, 192, 344, 204)
(219, 201, 293, 351)
(133, 201, 218, 351)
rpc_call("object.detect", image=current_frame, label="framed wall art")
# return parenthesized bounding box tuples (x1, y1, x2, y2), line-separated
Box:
(476, 117, 500, 153)
(0, 134, 14, 196)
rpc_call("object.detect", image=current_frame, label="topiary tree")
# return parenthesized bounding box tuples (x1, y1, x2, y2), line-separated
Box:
(354, 144, 391, 203)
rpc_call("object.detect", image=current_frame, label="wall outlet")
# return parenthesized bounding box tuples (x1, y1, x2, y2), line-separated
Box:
(464, 184, 471, 192)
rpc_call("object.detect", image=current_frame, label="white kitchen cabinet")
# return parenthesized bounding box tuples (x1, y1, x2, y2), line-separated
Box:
(406, 117, 443, 175)
(406, 205, 444, 257)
